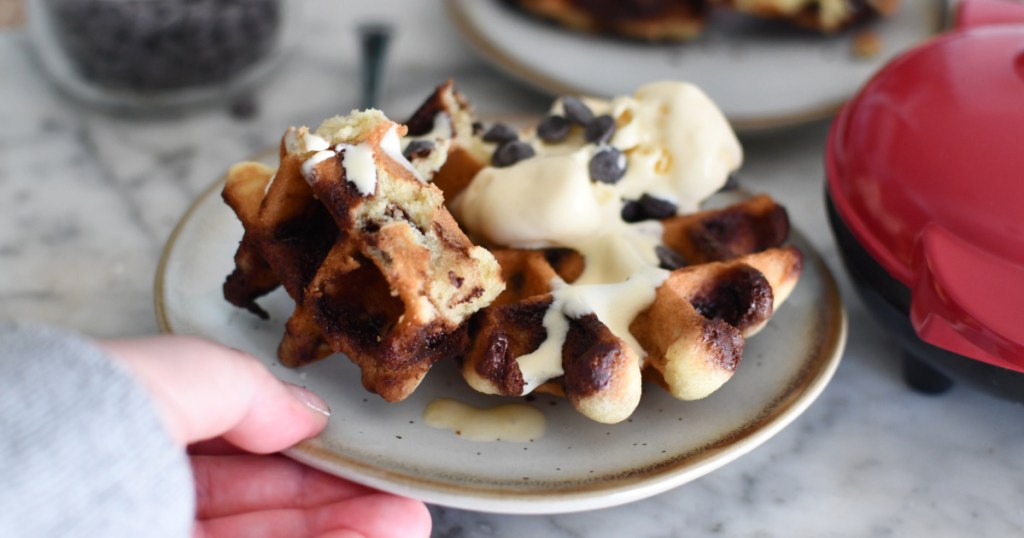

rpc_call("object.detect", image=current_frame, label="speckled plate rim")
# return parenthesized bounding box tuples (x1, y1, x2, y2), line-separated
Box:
(155, 167, 847, 515)
(444, 0, 949, 134)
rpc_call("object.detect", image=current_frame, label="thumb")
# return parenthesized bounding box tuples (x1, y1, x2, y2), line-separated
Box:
(99, 335, 330, 453)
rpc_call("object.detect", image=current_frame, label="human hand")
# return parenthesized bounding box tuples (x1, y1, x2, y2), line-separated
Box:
(99, 336, 431, 538)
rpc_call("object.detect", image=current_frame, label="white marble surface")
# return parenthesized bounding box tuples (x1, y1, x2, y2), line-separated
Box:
(1, 1, 1022, 537)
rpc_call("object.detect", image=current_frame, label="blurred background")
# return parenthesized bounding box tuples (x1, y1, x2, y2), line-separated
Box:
(1, 0, 1021, 536)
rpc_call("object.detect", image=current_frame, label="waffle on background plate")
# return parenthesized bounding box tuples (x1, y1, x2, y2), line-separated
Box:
(501, 0, 898, 39)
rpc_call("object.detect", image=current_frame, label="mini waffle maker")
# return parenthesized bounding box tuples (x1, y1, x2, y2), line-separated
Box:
(825, 0, 1024, 401)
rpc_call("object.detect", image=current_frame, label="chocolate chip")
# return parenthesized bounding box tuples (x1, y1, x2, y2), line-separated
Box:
(561, 96, 594, 126)
(589, 147, 626, 183)
(620, 194, 678, 222)
(403, 140, 435, 160)
(537, 115, 570, 143)
(656, 246, 688, 270)
(584, 114, 615, 144)
(482, 123, 518, 144)
(620, 200, 644, 223)
(492, 141, 535, 168)
(638, 194, 677, 219)
(472, 121, 485, 135)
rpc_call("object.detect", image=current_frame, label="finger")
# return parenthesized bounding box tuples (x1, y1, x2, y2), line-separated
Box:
(316, 532, 369, 538)
(192, 454, 374, 519)
(194, 493, 432, 538)
(100, 335, 330, 452)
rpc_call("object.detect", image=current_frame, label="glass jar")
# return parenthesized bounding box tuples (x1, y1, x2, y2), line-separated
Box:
(25, 0, 301, 112)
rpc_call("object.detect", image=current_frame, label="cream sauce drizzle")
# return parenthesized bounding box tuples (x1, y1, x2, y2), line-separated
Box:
(381, 125, 426, 182)
(303, 133, 330, 152)
(450, 81, 740, 396)
(455, 150, 608, 248)
(300, 149, 336, 180)
(334, 142, 377, 196)
(516, 279, 571, 393)
(614, 82, 742, 211)
(296, 113, 421, 194)
(423, 398, 546, 442)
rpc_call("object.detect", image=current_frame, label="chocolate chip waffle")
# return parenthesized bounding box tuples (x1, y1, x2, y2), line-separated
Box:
(501, 0, 708, 41)
(719, 0, 899, 33)
(222, 80, 802, 423)
(222, 110, 503, 402)
(502, 0, 896, 39)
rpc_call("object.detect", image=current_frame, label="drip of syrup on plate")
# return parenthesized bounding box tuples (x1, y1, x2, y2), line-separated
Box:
(423, 398, 545, 442)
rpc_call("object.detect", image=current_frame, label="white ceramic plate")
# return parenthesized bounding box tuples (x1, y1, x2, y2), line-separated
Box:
(445, 0, 946, 132)
(156, 166, 846, 514)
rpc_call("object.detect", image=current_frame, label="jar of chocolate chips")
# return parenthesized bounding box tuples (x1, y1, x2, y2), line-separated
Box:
(26, 0, 300, 111)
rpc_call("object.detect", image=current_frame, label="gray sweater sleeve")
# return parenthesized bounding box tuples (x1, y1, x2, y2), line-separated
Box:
(0, 324, 194, 537)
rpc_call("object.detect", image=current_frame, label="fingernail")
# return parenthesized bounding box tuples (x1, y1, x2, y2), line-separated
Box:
(285, 382, 331, 417)
(323, 530, 367, 538)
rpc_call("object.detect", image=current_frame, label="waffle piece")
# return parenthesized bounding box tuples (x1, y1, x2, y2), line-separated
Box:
(460, 243, 800, 422)
(402, 80, 488, 202)
(461, 248, 644, 424)
(222, 110, 504, 401)
(502, 0, 708, 41)
(490, 248, 584, 306)
(632, 247, 803, 400)
(222, 161, 286, 319)
(719, 0, 899, 33)
(661, 193, 790, 265)
(502, 0, 895, 39)
(456, 192, 799, 422)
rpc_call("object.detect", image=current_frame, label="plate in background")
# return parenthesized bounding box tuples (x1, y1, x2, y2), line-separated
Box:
(446, 0, 946, 132)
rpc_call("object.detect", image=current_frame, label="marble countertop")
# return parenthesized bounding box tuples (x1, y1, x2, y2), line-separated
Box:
(1, 1, 1021, 536)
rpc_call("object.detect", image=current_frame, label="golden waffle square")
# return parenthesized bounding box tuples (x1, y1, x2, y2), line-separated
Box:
(222, 110, 503, 402)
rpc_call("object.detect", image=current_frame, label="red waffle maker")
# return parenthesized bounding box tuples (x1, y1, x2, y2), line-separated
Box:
(825, 0, 1024, 401)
